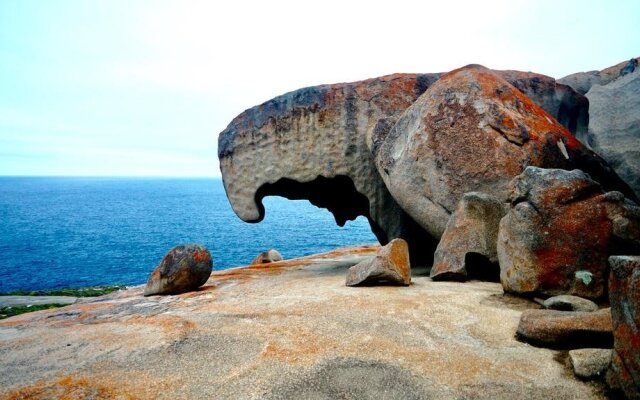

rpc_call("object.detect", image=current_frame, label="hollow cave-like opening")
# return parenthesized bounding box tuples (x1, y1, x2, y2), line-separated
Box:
(254, 175, 438, 268)
(465, 252, 500, 282)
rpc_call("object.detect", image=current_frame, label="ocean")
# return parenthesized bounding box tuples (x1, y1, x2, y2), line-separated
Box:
(0, 177, 377, 292)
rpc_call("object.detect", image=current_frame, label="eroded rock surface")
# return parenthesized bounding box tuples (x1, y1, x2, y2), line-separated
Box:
(430, 192, 506, 281)
(498, 167, 640, 299)
(569, 348, 611, 380)
(144, 244, 212, 296)
(346, 238, 411, 286)
(0, 246, 607, 399)
(516, 308, 613, 348)
(373, 65, 633, 239)
(607, 255, 640, 399)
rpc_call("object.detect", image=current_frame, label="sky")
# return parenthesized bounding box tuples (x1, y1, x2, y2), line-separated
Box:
(0, 0, 638, 177)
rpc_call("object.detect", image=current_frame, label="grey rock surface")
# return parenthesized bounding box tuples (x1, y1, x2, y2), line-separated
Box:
(569, 348, 611, 380)
(251, 249, 283, 265)
(543, 295, 598, 312)
(430, 192, 506, 281)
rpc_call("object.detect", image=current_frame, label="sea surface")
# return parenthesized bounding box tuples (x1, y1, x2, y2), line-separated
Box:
(0, 177, 377, 292)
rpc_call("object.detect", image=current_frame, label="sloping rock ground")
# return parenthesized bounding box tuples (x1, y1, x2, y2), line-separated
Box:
(0, 246, 608, 399)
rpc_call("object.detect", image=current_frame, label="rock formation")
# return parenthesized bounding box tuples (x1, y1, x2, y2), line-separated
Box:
(607, 256, 640, 399)
(560, 57, 640, 199)
(516, 308, 613, 348)
(372, 65, 633, 239)
(218, 66, 600, 263)
(498, 167, 640, 299)
(251, 249, 283, 265)
(144, 244, 213, 296)
(569, 348, 611, 380)
(345, 239, 411, 286)
(430, 192, 506, 281)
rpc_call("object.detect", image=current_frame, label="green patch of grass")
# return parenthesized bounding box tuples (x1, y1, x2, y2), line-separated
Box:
(0, 303, 68, 319)
(0, 285, 127, 298)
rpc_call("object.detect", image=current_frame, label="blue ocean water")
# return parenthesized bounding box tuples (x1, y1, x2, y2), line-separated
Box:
(0, 177, 377, 292)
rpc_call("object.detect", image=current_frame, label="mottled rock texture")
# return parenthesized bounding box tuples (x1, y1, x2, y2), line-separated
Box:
(430, 192, 506, 281)
(218, 67, 594, 263)
(559, 57, 639, 95)
(498, 167, 640, 299)
(516, 308, 613, 349)
(0, 246, 608, 399)
(569, 348, 611, 380)
(346, 238, 411, 286)
(543, 295, 598, 313)
(373, 65, 633, 239)
(251, 249, 283, 265)
(144, 244, 212, 296)
(607, 256, 640, 399)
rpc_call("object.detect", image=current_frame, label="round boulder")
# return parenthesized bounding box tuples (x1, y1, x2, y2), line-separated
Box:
(144, 244, 213, 296)
(251, 249, 283, 265)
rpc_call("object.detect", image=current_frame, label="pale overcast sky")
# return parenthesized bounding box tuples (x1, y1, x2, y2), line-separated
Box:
(0, 0, 638, 177)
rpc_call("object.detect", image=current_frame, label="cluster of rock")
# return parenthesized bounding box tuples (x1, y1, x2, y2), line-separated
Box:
(216, 58, 640, 397)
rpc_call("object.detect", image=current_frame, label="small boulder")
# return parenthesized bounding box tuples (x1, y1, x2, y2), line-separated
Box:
(569, 348, 611, 380)
(431, 192, 506, 281)
(516, 308, 613, 348)
(543, 295, 598, 312)
(498, 167, 640, 300)
(251, 249, 283, 265)
(144, 244, 213, 296)
(607, 256, 640, 399)
(346, 239, 410, 286)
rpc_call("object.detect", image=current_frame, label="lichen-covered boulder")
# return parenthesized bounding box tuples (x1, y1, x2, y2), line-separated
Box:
(346, 239, 410, 286)
(430, 192, 506, 281)
(218, 67, 594, 264)
(516, 308, 613, 348)
(251, 249, 283, 265)
(607, 256, 640, 399)
(498, 167, 640, 299)
(144, 244, 213, 296)
(373, 65, 634, 239)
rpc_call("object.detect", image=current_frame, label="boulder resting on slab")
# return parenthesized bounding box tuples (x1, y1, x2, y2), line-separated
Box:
(251, 249, 283, 265)
(144, 244, 212, 296)
(607, 255, 640, 399)
(430, 192, 506, 282)
(498, 167, 640, 300)
(516, 308, 613, 349)
(372, 65, 635, 239)
(543, 295, 598, 313)
(346, 239, 411, 286)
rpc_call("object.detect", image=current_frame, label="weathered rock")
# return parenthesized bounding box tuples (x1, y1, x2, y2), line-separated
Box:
(516, 308, 613, 348)
(373, 65, 634, 239)
(430, 192, 506, 281)
(251, 249, 283, 265)
(218, 73, 442, 264)
(498, 167, 640, 299)
(218, 68, 594, 263)
(569, 348, 611, 380)
(144, 244, 212, 296)
(585, 66, 640, 199)
(559, 57, 640, 95)
(607, 256, 640, 399)
(543, 295, 598, 312)
(346, 239, 410, 286)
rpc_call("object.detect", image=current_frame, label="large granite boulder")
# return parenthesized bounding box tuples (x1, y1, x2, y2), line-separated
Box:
(607, 256, 640, 399)
(345, 239, 411, 286)
(560, 57, 640, 199)
(498, 167, 640, 299)
(144, 245, 213, 296)
(218, 67, 594, 263)
(430, 192, 506, 281)
(516, 308, 613, 348)
(373, 65, 634, 239)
